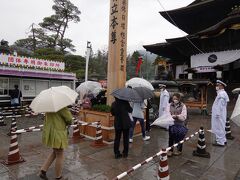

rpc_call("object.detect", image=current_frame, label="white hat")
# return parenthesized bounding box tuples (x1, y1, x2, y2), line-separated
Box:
(159, 84, 166, 88)
(216, 80, 227, 87)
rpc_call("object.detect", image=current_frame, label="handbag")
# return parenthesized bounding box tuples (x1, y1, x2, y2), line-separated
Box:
(11, 89, 20, 105)
(151, 113, 174, 128)
(11, 98, 19, 105)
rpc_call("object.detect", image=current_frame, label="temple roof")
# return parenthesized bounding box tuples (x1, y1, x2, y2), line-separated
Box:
(144, 3, 240, 61)
(160, 0, 240, 34)
(143, 42, 187, 64)
(144, 29, 240, 60)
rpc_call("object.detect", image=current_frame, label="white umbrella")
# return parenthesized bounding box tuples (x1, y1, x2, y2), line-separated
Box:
(125, 77, 154, 90)
(232, 88, 240, 94)
(76, 81, 102, 100)
(151, 113, 174, 128)
(231, 94, 240, 127)
(30, 86, 78, 113)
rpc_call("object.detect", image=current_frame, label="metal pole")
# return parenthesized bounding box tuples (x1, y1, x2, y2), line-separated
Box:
(85, 41, 92, 82)
(146, 53, 148, 80)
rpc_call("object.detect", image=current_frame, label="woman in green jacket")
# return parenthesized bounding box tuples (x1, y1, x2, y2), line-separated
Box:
(39, 107, 73, 180)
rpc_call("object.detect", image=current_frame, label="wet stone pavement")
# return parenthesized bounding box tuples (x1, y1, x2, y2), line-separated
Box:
(0, 108, 240, 180)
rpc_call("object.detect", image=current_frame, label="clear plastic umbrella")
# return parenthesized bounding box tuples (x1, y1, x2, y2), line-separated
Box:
(76, 81, 102, 100)
(232, 88, 240, 94)
(30, 86, 78, 113)
(231, 94, 240, 127)
(125, 77, 154, 90)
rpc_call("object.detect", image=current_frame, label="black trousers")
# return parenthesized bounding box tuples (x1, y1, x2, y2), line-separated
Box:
(145, 109, 151, 132)
(168, 127, 184, 152)
(114, 129, 129, 156)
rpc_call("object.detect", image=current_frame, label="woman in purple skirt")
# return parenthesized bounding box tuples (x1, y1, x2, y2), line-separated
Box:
(167, 93, 188, 157)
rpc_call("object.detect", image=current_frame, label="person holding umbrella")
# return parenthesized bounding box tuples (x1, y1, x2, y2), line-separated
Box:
(129, 100, 151, 143)
(39, 107, 73, 179)
(111, 97, 133, 159)
(128, 86, 153, 142)
(111, 87, 142, 158)
(30, 86, 78, 180)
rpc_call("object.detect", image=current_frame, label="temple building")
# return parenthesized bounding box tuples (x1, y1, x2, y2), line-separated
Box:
(144, 0, 240, 84)
(0, 49, 76, 106)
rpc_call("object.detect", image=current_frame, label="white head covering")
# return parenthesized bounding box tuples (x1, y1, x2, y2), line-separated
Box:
(159, 84, 166, 88)
(216, 80, 227, 87)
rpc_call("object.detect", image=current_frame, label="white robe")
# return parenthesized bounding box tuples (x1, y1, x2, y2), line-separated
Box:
(159, 89, 170, 117)
(211, 89, 229, 145)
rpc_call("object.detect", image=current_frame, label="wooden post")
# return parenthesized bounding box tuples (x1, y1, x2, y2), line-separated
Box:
(107, 0, 129, 105)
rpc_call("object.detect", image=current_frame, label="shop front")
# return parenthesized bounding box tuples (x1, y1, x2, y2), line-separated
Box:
(0, 53, 76, 106)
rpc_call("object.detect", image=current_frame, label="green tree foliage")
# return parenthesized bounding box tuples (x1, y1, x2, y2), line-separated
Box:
(14, 0, 80, 53)
(140, 56, 155, 80)
(0, 40, 11, 54)
(51, 0, 80, 52)
(14, 38, 35, 52)
(88, 50, 108, 79)
(33, 48, 64, 61)
(33, 48, 86, 79)
(64, 54, 85, 79)
(126, 51, 141, 79)
(14, 25, 53, 52)
(39, 15, 62, 47)
(126, 50, 155, 80)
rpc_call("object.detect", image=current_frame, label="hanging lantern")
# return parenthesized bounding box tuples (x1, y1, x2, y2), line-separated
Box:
(188, 73, 193, 80)
(216, 71, 222, 78)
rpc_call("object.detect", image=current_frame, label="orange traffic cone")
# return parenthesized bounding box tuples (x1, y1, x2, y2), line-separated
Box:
(225, 117, 234, 140)
(7, 117, 17, 136)
(158, 149, 170, 180)
(71, 117, 84, 142)
(25, 106, 34, 117)
(91, 121, 106, 147)
(0, 111, 6, 126)
(192, 127, 210, 158)
(3, 131, 25, 165)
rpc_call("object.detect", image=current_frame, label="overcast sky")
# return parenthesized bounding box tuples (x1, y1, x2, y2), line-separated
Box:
(0, 0, 193, 56)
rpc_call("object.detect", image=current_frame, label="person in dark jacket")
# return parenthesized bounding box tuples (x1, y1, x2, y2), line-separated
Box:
(111, 98, 132, 159)
(9, 85, 22, 107)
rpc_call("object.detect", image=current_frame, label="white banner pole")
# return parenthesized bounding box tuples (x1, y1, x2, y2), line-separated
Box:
(85, 41, 92, 82)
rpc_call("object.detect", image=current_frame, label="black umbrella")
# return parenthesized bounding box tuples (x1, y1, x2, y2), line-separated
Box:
(134, 86, 154, 100)
(111, 87, 143, 103)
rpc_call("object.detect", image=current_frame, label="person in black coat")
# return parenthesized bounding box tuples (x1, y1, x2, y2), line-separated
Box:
(111, 97, 132, 159)
(9, 85, 22, 107)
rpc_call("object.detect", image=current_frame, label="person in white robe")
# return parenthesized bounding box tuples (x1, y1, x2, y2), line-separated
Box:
(211, 80, 229, 146)
(158, 84, 170, 117)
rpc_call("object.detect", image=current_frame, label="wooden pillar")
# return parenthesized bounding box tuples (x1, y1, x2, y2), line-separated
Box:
(107, 0, 128, 105)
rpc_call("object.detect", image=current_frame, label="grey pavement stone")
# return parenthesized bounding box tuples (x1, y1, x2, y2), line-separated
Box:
(199, 166, 236, 180)
(0, 164, 9, 174)
(0, 171, 16, 180)
(0, 107, 240, 179)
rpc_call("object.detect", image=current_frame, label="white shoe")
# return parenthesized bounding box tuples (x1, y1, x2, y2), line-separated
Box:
(143, 136, 150, 141)
(129, 139, 133, 143)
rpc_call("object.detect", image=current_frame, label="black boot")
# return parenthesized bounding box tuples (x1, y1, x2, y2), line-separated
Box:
(39, 170, 48, 180)
(115, 153, 122, 159)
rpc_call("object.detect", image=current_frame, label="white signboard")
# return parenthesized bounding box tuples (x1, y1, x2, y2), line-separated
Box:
(175, 65, 188, 79)
(194, 66, 216, 73)
(191, 49, 240, 68)
(0, 54, 65, 70)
